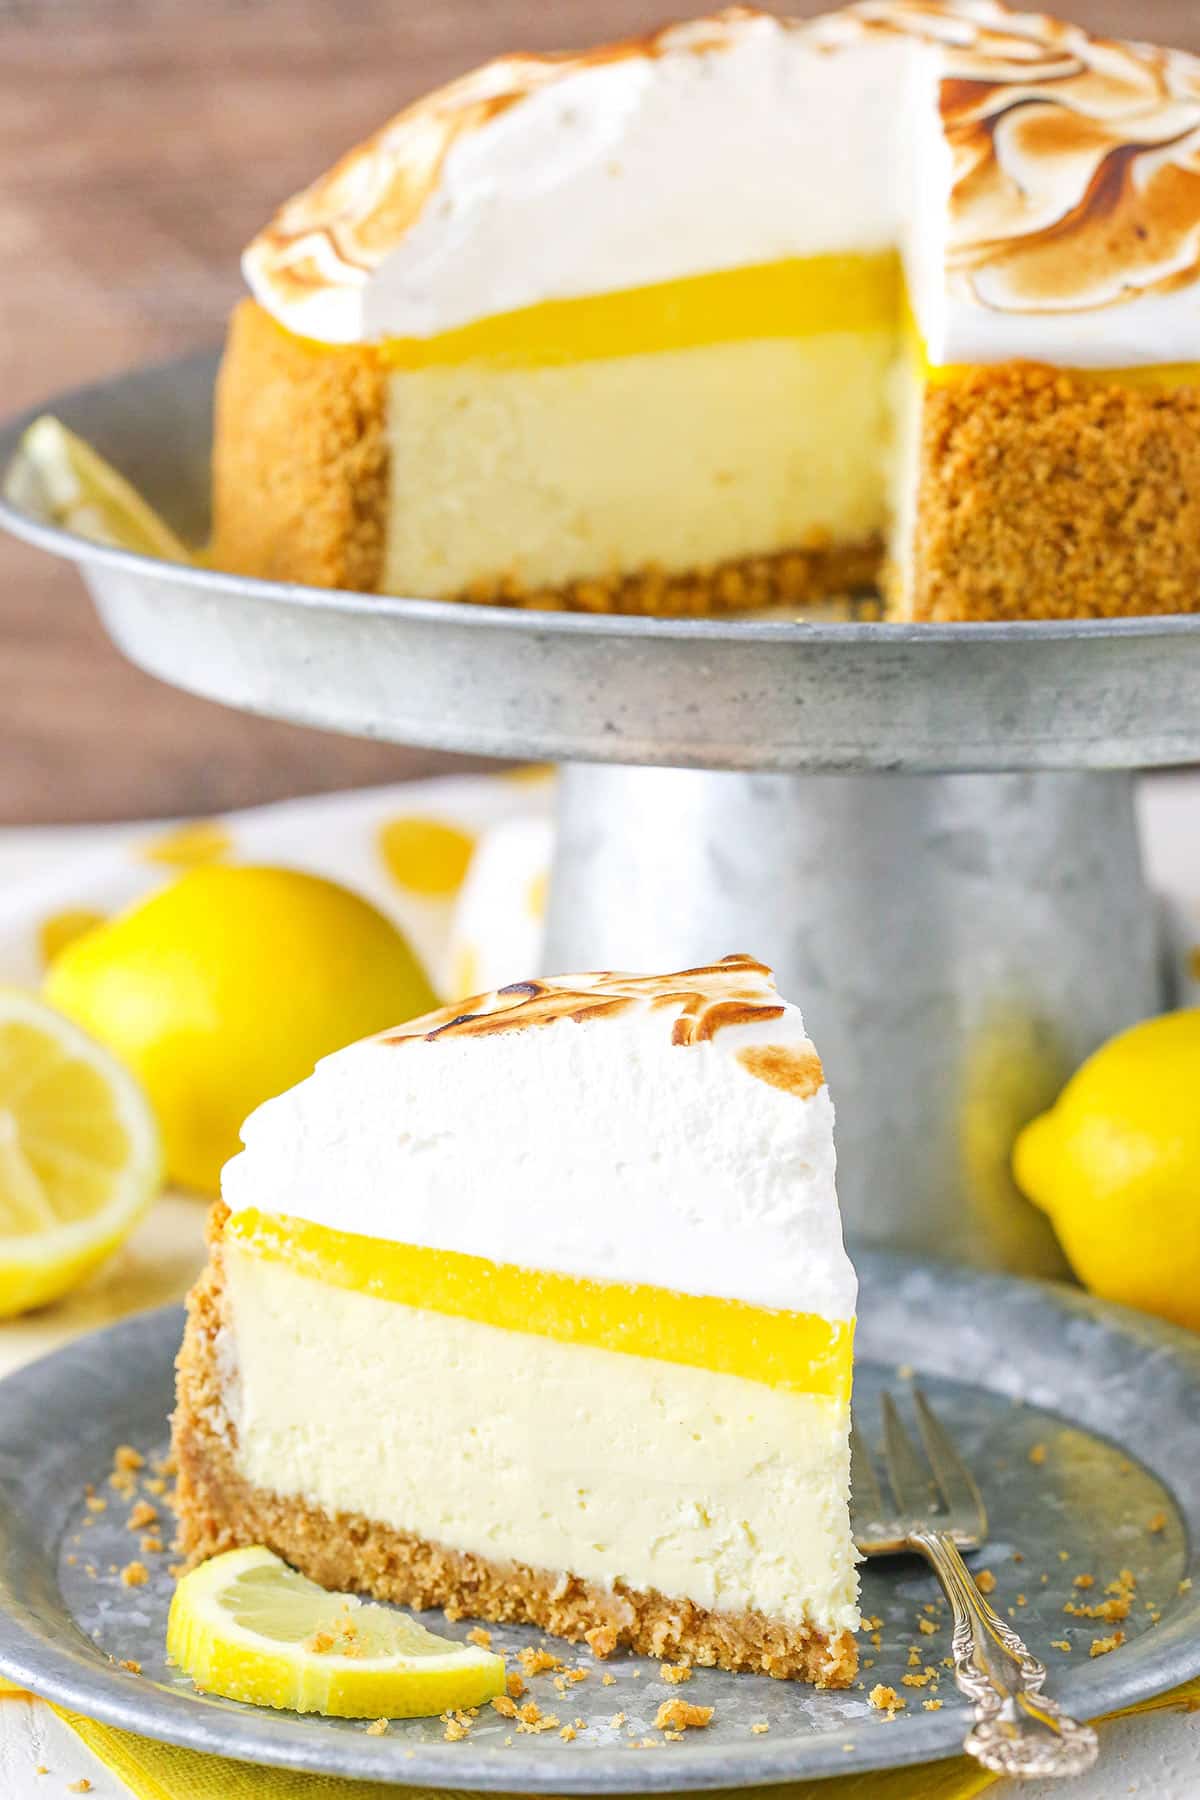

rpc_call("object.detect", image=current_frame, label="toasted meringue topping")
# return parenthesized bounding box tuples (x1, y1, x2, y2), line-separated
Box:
(383, 952, 787, 1046)
(242, 2, 1200, 366)
(222, 953, 855, 1317)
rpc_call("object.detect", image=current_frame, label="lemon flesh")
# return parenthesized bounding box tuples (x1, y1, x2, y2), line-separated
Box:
(8, 417, 192, 562)
(1013, 1008, 1200, 1331)
(0, 990, 162, 1318)
(45, 866, 437, 1194)
(168, 1547, 505, 1718)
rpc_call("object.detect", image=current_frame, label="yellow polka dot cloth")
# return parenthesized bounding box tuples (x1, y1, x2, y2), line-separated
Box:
(0, 773, 555, 1006)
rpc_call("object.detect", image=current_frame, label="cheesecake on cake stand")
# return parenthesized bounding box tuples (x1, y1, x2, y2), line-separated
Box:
(4, 1, 1200, 1273)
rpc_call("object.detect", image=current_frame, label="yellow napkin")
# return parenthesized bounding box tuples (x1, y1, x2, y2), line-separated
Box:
(19, 1679, 1198, 1800)
(49, 1702, 994, 1800)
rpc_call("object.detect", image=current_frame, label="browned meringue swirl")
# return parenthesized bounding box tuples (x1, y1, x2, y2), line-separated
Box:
(382, 952, 787, 1047)
(245, 2, 1200, 336)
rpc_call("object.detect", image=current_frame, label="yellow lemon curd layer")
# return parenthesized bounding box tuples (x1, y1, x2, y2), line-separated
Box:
(226, 1209, 853, 1403)
(273, 251, 1200, 389)
(379, 251, 900, 369)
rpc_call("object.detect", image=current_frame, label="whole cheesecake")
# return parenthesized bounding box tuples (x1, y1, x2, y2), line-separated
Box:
(172, 956, 861, 1686)
(211, 1, 1200, 624)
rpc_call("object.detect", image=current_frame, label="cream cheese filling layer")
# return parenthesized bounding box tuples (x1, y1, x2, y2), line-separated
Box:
(382, 329, 895, 598)
(224, 1248, 860, 1634)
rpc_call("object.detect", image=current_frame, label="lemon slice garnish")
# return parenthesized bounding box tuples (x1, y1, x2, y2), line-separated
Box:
(0, 989, 162, 1318)
(167, 1547, 506, 1718)
(6, 416, 192, 562)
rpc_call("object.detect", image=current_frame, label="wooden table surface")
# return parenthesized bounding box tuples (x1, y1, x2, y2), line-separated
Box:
(3, 0, 1197, 823)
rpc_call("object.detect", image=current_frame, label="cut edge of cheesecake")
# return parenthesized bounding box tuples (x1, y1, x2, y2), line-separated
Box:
(173, 1201, 860, 1689)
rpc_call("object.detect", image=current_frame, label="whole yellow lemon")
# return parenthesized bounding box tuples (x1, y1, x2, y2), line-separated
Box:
(45, 866, 436, 1194)
(1012, 1010, 1200, 1332)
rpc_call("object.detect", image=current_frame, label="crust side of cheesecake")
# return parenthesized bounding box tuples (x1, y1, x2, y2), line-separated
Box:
(171, 1203, 858, 1689)
(903, 363, 1200, 623)
(211, 299, 389, 592)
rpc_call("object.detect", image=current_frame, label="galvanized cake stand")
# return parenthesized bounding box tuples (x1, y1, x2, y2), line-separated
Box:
(5, 348, 1200, 1277)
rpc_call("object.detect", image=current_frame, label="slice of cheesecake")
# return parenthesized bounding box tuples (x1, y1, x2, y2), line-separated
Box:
(173, 955, 860, 1687)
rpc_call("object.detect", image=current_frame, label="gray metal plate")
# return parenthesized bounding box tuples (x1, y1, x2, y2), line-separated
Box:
(0, 1251, 1197, 1791)
(3, 354, 1200, 775)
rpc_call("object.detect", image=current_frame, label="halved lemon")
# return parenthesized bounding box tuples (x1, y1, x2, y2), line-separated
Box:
(7, 416, 191, 562)
(168, 1547, 506, 1718)
(0, 990, 163, 1318)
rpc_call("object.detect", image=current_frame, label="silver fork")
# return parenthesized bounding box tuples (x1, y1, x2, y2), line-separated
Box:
(851, 1388, 1098, 1780)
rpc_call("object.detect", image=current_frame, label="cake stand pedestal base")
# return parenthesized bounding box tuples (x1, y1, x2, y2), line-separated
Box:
(546, 765, 1161, 1275)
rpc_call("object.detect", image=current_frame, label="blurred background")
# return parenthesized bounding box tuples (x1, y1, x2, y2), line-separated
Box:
(3, 0, 1196, 823)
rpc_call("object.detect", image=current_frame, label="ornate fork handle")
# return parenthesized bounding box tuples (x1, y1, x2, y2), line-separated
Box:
(910, 1528, 1099, 1780)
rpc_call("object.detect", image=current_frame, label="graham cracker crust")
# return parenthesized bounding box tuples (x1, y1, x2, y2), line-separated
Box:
(904, 363, 1200, 623)
(456, 539, 880, 618)
(171, 1205, 858, 1690)
(211, 299, 389, 593)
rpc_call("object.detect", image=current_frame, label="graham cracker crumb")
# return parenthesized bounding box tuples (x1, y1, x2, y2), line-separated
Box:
(610, 1712, 627, 1728)
(1090, 1632, 1125, 1658)
(661, 1662, 692, 1684)
(140, 1535, 164, 1555)
(923, 1699, 943, 1711)
(144, 1477, 167, 1497)
(518, 1647, 564, 1676)
(601, 1673, 617, 1686)
(127, 1500, 157, 1531)
(560, 1724, 577, 1742)
(68, 1783, 93, 1794)
(901, 1671, 932, 1689)
(918, 1619, 937, 1635)
(84, 1496, 107, 1514)
(491, 1696, 518, 1719)
(366, 1718, 389, 1736)
(1073, 1574, 1095, 1590)
(974, 1570, 997, 1596)
(466, 1627, 492, 1649)
(34, 1766, 48, 1776)
(118, 1659, 141, 1674)
(1148, 1511, 1168, 1534)
(516, 1703, 560, 1735)
(1028, 1444, 1047, 1466)
(1052, 1640, 1072, 1653)
(442, 1715, 470, 1742)
(119, 1562, 148, 1588)
(654, 1699, 713, 1732)
(505, 1671, 526, 1700)
(584, 1623, 618, 1659)
(114, 1446, 144, 1473)
(751, 1720, 770, 1734)
(868, 1684, 906, 1717)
